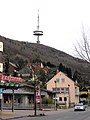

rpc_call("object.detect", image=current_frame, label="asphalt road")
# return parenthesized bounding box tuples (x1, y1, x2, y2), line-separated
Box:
(10, 107, 90, 120)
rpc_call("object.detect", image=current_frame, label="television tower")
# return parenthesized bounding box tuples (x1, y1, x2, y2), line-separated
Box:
(33, 10, 43, 44)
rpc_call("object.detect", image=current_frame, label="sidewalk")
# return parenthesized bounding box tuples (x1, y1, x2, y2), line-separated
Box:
(0, 109, 71, 120)
(0, 110, 35, 120)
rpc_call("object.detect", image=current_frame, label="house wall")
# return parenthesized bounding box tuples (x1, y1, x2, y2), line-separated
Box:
(47, 71, 79, 106)
(9, 64, 16, 74)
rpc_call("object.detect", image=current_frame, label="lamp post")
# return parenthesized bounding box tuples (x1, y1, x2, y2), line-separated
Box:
(68, 84, 70, 108)
(54, 80, 57, 110)
(34, 80, 37, 116)
(12, 89, 14, 112)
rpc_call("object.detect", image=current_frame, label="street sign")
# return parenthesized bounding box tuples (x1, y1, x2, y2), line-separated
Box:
(0, 63, 3, 72)
(0, 42, 3, 52)
(0, 94, 2, 99)
(36, 96, 41, 103)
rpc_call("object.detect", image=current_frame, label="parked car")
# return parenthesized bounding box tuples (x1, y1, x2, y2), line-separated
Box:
(74, 103, 86, 111)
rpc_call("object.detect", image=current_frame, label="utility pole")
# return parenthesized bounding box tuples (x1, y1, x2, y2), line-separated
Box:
(12, 89, 14, 112)
(34, 75, 37, 116)
(32, 69, 37, 116)
(54, 80, 57, 110)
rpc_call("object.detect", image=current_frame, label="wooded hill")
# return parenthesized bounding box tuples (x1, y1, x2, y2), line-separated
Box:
(0, 35, 90, 86)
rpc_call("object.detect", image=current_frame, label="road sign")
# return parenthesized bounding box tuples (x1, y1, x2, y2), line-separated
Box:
(0, 89, 3, 94)
(36, 96, 41, 103)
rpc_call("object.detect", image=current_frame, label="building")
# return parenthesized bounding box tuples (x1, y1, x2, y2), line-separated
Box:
(9, 62, 17, 74)
(2, 85, 54, 110)
(47, 71, 80, 107)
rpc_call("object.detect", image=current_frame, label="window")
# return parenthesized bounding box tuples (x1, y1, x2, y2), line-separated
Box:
(61, 88, 64, 93)
(57, 88, 60, 93)
(65, 87, 69, 93)
(52, 88, 60, 93)
(59, 97, 62, 101)
(75, 87, 79, 94)
(64, 97, 67, 101)
(61, 78, 65, 83)
(52, 88, 56, 92)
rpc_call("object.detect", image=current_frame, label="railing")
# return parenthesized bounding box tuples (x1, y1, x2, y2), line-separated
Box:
(75, 92, 79, 95)
(3, 103, 55, 110)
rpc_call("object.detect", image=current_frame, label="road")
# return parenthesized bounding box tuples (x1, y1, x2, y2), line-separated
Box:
(11, 107, 90, 120)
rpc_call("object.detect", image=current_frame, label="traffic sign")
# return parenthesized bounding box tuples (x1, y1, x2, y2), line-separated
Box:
(0, 89, 3, 94)
(0, 94, 2, 99)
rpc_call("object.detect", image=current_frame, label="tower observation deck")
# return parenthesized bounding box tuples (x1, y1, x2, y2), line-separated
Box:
(33, 10, 43, 44)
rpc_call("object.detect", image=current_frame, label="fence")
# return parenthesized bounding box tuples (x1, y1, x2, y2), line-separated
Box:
(3, 103, 55, 110)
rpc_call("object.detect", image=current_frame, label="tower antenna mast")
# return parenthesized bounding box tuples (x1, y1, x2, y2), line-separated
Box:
(33, 10, 43, 44)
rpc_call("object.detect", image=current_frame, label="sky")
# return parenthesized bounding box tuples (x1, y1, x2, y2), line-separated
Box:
(0, 0, 90, 56)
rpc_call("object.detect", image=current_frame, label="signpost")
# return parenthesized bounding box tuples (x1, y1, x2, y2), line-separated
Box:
(36, 85, 42, 110)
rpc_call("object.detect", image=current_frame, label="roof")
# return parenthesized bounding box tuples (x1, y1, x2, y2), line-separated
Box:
(3, 89, 33, 94)
(3, 84, 54, 95)
(47, 71, 79, 87)
(28, 63, 48, 73)
(18, 66, 32, 74)
(23, 84, 54, 94)
(9, 62, 17, 68)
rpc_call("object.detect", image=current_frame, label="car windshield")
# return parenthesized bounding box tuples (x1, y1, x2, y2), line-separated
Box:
(76, 104, 83, 106)
(75, 103, 83, 106)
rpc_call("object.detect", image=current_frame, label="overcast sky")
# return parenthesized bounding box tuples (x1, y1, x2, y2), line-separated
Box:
(0, 0, 90, 56)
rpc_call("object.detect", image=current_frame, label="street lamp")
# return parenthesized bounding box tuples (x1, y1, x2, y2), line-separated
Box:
(54, 80, 57, 110)
(68, 84, 70, 108)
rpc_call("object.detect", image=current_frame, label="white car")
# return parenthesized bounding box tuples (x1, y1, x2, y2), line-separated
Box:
(74, 103, 86, 111)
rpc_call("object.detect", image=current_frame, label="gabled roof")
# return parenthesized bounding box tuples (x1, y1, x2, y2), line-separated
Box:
(28, 63, 48, 73)
(47, 71, 79, 87)
(18, 66, 32, 74)
(9, 62, 17, 68)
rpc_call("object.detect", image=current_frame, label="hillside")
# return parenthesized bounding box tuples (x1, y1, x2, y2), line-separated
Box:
(0, 35, 90, 84)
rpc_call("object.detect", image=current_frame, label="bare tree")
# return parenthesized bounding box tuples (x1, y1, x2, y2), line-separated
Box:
(74, 27, 90, 63)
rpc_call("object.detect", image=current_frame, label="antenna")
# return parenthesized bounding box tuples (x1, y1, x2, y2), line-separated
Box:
(37, 9, 39, 30)
(33, 10, 43, 44)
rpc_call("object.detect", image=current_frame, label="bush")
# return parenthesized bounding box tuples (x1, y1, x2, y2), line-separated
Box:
(42, 97, 53, 104)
